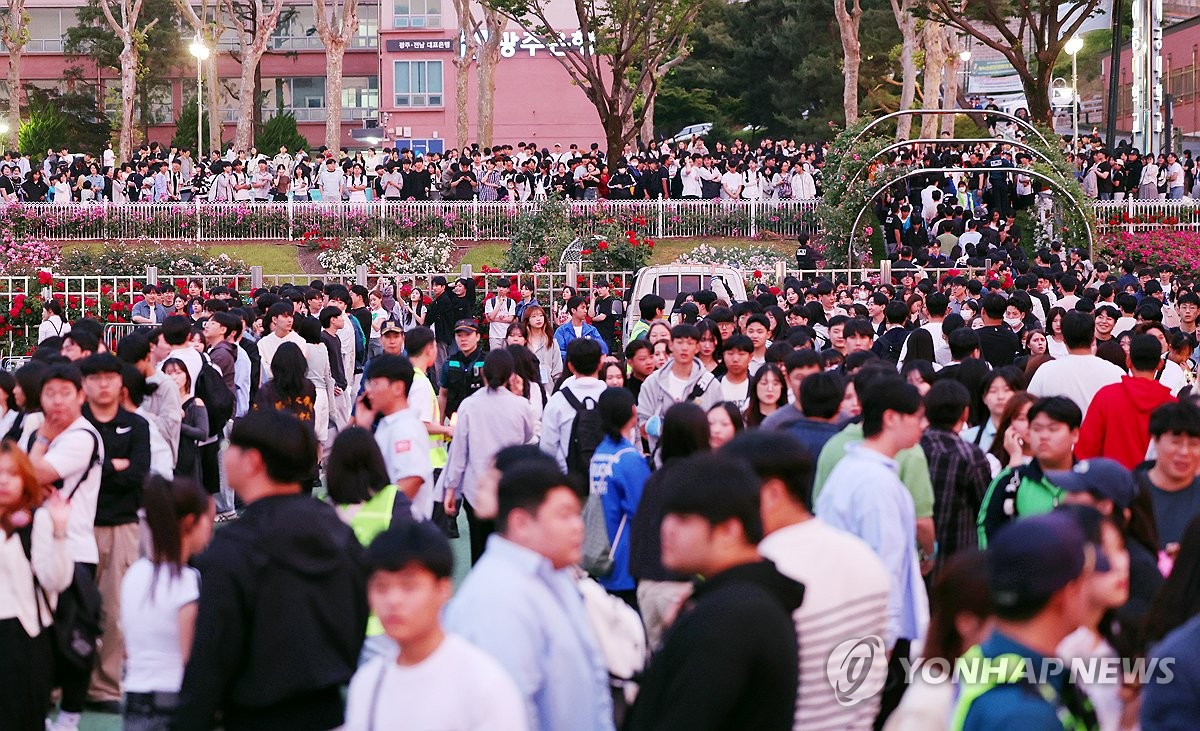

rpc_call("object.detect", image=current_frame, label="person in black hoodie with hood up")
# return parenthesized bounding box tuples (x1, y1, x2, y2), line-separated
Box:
(625, 453, 805, 731)
(174, 410, 368, 731)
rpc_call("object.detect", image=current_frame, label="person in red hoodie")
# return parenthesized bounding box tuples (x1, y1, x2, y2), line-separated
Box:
(1076, 333, 1177, 468)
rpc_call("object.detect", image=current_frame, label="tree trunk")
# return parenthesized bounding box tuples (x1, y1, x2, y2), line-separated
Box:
(940, 29, 963, 136)
(206, 53, 222, 154)
(833, 0, 863, 124)
(118, 44, 138, 162)
(920, 19, 947, 139)
(4, 46, 21, 151)
(2, 0, 27, 151)
(452, 53, 471, 150)
(890, 0, 917, 139)
(476, 9, 502, 148)
(324, 43, 346, 153)
(1025, 55, 1055, 125)
(232, 0, 284, 152)
(451, 0, 476, 151)
(641, 89, 656, 144)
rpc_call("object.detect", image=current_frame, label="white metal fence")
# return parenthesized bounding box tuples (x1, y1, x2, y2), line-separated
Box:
(1, 199, 821, 243)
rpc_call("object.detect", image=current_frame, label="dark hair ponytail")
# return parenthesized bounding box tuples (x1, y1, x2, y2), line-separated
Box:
(142, 475, 210, 585)
(598, 387, 636, 442)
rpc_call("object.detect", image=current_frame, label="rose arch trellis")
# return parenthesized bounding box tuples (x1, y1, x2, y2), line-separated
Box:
(814, 110, 1095, 267)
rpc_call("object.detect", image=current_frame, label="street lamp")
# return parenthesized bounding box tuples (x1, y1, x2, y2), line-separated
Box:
(1065, 36, 1084, 152)
(959, 50, 972, 100)
(189, 34, 210, 163)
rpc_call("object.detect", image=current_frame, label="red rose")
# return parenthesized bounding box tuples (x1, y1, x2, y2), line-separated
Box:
(769, 286, 781, 295)
(753, 270, 763, 279)
(598, 241, 609, 250)
(84, 297, 97, 307)
(581, 249, 593, 255)
(37, 271, 53, 286)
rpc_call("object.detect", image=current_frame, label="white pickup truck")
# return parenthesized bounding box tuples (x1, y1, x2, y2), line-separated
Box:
(622, 265, 748, 341)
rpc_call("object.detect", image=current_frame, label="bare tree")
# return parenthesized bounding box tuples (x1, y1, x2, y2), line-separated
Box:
(833, 0, 863, 124)
(313, 0, 359, 154)
(889, 0, 917, 139)
(939, 28, 963, 136)
(96, 0, 158, 160)
(921, 0, 1104, 123)
(919, 18, 947, 139)
(475, 8, 502, 148)
(221, 0, 285, 151)
(170, 0, 224, 155)
(451, 0, 480, 149)
(482, 0, 703, 164)
(1, 0, 29, 150)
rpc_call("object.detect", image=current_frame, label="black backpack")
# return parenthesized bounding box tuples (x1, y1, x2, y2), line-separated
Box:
(196, 351, 235, 438)
(561, 388, 605, 484)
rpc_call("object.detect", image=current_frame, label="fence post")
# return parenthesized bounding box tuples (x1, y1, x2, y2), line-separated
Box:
(774, 260, 786, 284)
(472, 198, 480, 239)
(380, 199, 386, 240)
(146, 266, 158, 285)
(565, 263, 578, 291)
(287, 196, 295, 242)
(657, 198, 664, 240)
(356, 265, 368, 287)
(750, 198, 757, 239)
(1126, 196, 1134, 235)
(880, 259, 892, 284)
(251, 266, 263, 291)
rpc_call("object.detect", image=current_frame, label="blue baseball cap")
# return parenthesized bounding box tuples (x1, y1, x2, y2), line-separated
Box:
(1045, 458, 1137, 510)
(988, 513, 1090, 612)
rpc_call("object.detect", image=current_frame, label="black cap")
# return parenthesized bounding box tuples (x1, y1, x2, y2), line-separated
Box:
(988, 513, 1089, 611)
(454, 318, 482, 334)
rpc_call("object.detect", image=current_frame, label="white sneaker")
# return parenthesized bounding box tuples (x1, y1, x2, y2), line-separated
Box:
(50, 711, 81, 731)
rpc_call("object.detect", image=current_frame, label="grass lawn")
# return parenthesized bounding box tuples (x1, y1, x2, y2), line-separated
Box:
(62, 242, 301, 275)
(455, 237, 794, 271)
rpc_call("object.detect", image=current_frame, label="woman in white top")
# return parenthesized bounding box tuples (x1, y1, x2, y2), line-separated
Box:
(119, 475, 212, 731)
(38, 300, 66, 344)
(520, 305, 563, 388)
(0, 442, 73, 731)
(1046, 307, 1070, 358)
(394, 286, 428, 331)
(52, 173, 72, 203)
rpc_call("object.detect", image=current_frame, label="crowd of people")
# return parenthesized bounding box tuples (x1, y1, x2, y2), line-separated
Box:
(3, 224, 1200, 731)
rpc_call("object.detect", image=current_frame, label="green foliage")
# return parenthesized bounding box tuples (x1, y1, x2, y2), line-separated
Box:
(58, 240, 247, 275)
(18, 105, 67, 158)
(171, 98, 217, 151)
(1051, 28, 1126, 83)
(255, 114, 310, 156)
(64, 0, 183, 78)
(20, 76, 112, 157)
(653, 0, 901, 140)
(503, 196, 577, 271)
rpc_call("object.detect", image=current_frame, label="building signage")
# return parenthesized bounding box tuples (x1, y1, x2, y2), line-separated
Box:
(386, 38, 454, 52)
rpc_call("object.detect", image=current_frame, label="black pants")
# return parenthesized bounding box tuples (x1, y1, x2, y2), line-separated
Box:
(873, 638, 911, 730)
(462, 499, 495, 565)
(0, 617, 55, 730)
(199, 441, 221, 495)
(54, 562, 97, 715)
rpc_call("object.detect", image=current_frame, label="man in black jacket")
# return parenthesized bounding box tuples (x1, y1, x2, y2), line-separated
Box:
(625, 454, 805, 731)
(428, 276, 456, 373)
(974, 292, 1022, 367)
(174, 411, 368, 731)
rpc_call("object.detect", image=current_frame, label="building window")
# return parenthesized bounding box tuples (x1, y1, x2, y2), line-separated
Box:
(18, 8, 77, 53)
(393, 60, 442, 108)
(393, 0, 440, 29)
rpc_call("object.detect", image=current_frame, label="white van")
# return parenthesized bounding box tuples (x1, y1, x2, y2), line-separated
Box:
(623, 265, 747, 341)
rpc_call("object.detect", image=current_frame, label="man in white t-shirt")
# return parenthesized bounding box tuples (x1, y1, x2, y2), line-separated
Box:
(483, 278, 517, 352)
(355, 354, 434, 520)
(718, 334, 754, 410)
(27, 363, 104, 730)
(346, 522, 525, 731)
(725, 431, 891, 731)
(256, 302, 308, 386)
(1028, 310, 1124, 417)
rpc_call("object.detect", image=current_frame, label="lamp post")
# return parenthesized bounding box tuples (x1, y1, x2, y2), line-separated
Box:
(1065, 36, 1084, 153)
(189, 34, 210, 163)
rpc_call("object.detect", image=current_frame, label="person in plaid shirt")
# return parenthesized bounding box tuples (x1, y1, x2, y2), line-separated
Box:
(920, 380, 992, 576)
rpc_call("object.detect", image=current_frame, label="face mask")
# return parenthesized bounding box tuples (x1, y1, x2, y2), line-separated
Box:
(1004, 317, 1021, 327)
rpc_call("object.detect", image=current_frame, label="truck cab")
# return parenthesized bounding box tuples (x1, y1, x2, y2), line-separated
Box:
(622, 265, 747, 341)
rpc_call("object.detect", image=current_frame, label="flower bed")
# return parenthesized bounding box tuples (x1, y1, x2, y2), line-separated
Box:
(1096, 230, 1200, 270)
(316, 234, 455, 273)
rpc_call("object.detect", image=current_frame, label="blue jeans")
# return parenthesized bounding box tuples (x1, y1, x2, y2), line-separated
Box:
(123, 691, 179, 731)
(1170, 186, 1185, 199)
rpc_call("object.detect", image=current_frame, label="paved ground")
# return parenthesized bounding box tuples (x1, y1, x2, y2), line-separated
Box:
(71, 510, 473, 729)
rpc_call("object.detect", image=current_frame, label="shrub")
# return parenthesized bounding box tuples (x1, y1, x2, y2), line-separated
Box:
(255, 113, 310, 155)
(0, 232, 62, 274)
(317, 234, 455, 273)
(57, 240, 247, 275)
